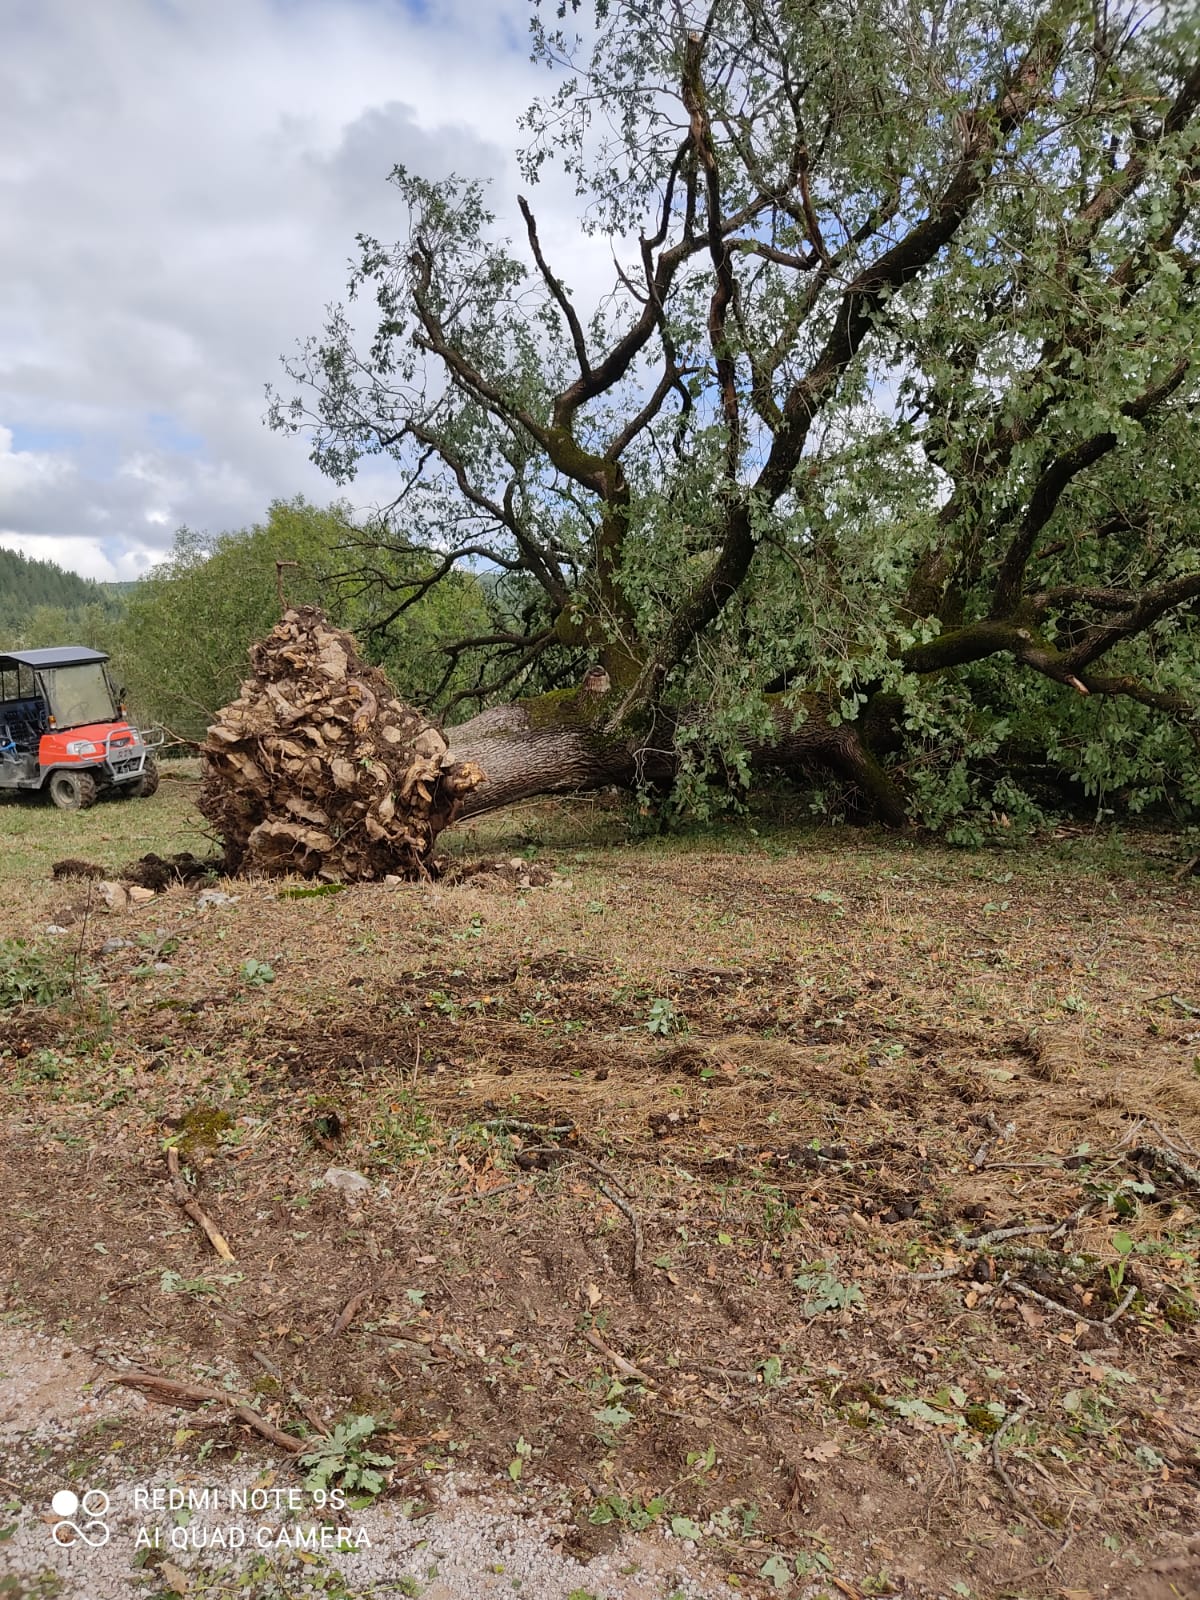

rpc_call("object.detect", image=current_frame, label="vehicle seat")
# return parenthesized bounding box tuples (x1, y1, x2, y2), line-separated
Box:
(0, 699, 46, 750)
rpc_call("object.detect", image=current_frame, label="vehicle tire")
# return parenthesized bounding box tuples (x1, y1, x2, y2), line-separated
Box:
(125, 761, 161, 799)
(48, 769, 98, 811)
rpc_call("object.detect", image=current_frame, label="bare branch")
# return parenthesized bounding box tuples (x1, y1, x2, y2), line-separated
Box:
(519, 196, 592, 385)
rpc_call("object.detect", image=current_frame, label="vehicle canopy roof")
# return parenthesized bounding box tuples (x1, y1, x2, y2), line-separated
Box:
(0, 646, 109, 671)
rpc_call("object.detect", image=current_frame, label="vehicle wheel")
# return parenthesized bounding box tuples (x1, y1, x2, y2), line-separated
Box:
(48, 769, 98, 811)
(125, 761, 160, 799)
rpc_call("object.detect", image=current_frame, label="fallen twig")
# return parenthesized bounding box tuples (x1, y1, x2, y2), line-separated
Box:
(1005, 1277, 1138, 1331)
(982, 1241, 1091, 1273)
(1129, 1143, 1200, 1194)
(960, 1221, 1064, 1247)
(517, 1145, 643, 1276)
(830, 1579, 865, 1600)
(254, 1351, 329, 1439)
(329, 1288, 374, 1338)
(1145, 1120, 1198, 1159)
(979, 1160, 1066, 1172)
(70, 881, 95, 1006)
(478, 1118, 576, 1139)
(567, 1150, 634, 1195)
(440, 1179, 526, 1206)
(165, 1146, 235, 1260)
(590, 1173, 644, 1279)
(110, 1370, 306, 1453)
(579, 1325, 655, 1385)
(1007, 1533, 1075, 1588)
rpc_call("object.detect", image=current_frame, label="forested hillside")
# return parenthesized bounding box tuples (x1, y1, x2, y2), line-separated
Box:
(0, 547, 124, 645)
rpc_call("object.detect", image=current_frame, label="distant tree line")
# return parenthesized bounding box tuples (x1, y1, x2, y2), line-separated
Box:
(0, 548, 125, 645)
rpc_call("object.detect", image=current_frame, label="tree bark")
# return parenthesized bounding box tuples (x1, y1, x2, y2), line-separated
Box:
(447, 690, 909, 826)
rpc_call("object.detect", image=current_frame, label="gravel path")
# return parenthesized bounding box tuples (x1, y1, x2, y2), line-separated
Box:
(0, 1323, 729, 1600)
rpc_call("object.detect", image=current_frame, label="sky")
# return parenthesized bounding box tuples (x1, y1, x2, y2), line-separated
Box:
(0, 0, 594, 582)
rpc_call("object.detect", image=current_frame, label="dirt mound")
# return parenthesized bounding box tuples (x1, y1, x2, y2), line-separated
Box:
(51, 852, 221, 889)
(50, 858, 106, 880)
(444, 856, 558, 890)
(198, 607, 483, 881)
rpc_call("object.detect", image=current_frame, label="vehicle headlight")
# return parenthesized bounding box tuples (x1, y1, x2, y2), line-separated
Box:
(66, 740, 98, 755)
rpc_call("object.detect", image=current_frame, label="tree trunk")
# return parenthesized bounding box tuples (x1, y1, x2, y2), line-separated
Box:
(448, 689, 909, 826)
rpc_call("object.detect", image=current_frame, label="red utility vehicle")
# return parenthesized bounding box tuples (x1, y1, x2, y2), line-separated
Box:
(0, 646, 162, 810)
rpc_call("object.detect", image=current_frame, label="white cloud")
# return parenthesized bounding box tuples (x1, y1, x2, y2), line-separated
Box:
(0, 0, 596, 580)
(0, 425, 73, 500)
(0, 531, 160, 584)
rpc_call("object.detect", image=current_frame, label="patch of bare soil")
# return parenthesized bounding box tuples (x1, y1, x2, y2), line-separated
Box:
(52, 851, 224, 889)
(1, 821, 1198, 1598)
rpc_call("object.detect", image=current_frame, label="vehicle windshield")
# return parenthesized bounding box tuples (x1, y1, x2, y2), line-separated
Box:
(38, 664, 116, 729)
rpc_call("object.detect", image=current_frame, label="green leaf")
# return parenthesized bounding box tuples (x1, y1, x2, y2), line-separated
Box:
(760, 1554, 793, 1588)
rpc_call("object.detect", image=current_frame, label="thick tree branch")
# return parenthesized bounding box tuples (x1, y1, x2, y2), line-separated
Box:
(681, 30, 742, 475)
(608, 22, 1065, 730)
(1063, 570, 1200, 670)
(408, 242, 555, 454)
(989, 358, 1191, 615)
(397, 417, 571, 608)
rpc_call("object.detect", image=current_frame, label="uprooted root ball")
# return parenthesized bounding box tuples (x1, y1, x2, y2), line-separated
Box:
(198, 607, 483, 881)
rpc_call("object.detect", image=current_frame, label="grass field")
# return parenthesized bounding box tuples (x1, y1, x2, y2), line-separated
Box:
(1, 775, 1198, 1599)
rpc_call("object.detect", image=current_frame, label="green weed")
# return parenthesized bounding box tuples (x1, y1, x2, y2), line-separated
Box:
(0, 940, 70, 1009)
(298, 1415, 395, 1501)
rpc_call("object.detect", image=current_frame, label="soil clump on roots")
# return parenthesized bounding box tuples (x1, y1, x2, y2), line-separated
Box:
(197, 607, 483, 881)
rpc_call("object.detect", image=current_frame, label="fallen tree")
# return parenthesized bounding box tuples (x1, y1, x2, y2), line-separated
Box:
(270, 0, 1200, 833)
(199, 608, 482, 878)
(446, 687, 908, 825)
(198, 607, 908, 879)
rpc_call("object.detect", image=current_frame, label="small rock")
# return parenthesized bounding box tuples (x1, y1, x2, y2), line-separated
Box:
(321, 1166, 371, 1195)
(99, 938, 128, 955)
(383, 874, 404, 888)
(196, 890, 238, 909)
(44, 925, 69, 935)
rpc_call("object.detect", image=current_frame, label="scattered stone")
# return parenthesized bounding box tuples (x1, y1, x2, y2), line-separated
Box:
(196, 889, 239, 909)
(97, 881, 157, 913)
(321, 1166, 371, 1195)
